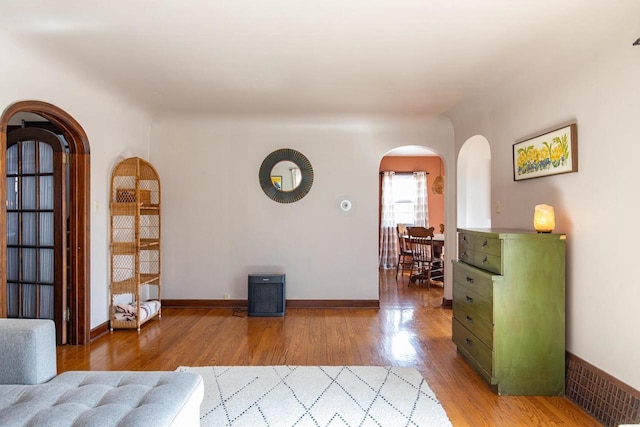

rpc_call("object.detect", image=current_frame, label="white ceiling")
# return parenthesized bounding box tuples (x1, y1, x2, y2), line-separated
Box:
(385, 146, 436, 157)
(0, 1, 637, 116)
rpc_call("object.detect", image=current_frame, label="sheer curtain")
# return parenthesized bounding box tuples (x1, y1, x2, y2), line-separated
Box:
(379, 171, 398, 269)
(413, 171, 428, 227)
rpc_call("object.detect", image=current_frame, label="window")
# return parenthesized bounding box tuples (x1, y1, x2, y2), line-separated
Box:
(393, 174, 417, 226)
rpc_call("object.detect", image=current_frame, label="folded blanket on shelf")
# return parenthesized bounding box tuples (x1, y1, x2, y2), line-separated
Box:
(114, 299, 161, 321)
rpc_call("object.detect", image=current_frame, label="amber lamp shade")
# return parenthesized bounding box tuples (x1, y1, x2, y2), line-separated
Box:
(533, 204, 555, 233)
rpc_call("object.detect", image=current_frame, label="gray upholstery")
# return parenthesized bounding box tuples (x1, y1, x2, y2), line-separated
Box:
(0, 319, 203, 426)
(0, 319, 57, 385)
(0, 371, 203, 427)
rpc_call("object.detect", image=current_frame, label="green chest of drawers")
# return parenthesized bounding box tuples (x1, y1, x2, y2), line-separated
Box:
(452, 228, 566, 395)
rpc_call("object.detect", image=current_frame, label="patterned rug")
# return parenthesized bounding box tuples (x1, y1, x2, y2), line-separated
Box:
(177, 365, 452, 426)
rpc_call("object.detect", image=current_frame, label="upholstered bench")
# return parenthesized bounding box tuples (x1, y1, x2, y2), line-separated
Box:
(0, 319, 203, 426)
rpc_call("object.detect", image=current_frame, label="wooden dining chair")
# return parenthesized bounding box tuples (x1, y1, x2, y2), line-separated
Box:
(395, 224, 413, 280)
(406, 226, 442, 289)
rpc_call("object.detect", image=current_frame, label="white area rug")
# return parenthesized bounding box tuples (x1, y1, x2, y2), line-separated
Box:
(177, 365, 452, 427)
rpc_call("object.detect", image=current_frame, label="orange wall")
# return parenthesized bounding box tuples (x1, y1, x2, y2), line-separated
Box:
(379, 156, 445, 230)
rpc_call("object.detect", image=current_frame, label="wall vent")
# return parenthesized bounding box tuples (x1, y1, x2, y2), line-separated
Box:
(566, 353, 640, 426)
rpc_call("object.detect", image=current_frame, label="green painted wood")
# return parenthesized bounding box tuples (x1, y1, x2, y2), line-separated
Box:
(452, 260, 498, 297)
(452, 304, 493, 349)
(470, 248, 502, 274)
(453, 228, 566, 396)
(453, 318, 494, 382)
(472, 235, 501, 256)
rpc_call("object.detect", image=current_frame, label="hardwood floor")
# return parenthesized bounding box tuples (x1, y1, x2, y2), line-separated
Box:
(57, 269, 600, 426)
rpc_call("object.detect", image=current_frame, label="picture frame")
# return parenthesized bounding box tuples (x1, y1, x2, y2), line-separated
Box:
(513, 123, 577, 181)
(270, 175, 282, 190)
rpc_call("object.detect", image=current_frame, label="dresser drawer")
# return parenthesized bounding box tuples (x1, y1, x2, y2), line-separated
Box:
(453, 286, 493, 348)
(472, 249, 502, 274)
(472, 235, 501, 256)
(459, 248, 501, 274)
(458, 231, 502, 274)
(452, 260, 496, 298)
(453, 277, 493, 323)
(459, 230, 500, 255)
(453, 319, 493, 382)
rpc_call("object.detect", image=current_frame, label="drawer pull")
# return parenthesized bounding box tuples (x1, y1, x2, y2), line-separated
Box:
(482, 256, 488, 264)
(462, 236, 468, 243)
(482, 239, 488, 248)
(466, 276, 474, 284)
(465, 315, 473, 323)
(466, 295, 474, 303)
(465, 338, 473, 345)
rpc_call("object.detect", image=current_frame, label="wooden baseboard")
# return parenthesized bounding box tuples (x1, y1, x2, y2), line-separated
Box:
(441, 298, 452, 308)
(287, 300, 379, 308)
(566, 352, 640, 425)
(90, 321, 110, 341)
(162, 299, 379, 309)
(162, 299, 246, 308)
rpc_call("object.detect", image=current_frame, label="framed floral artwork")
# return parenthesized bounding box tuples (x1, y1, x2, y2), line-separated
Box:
(513, 123, 578, 181)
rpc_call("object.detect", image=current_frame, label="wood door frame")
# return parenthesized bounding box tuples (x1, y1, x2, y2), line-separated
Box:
(0, 100, 91, 345)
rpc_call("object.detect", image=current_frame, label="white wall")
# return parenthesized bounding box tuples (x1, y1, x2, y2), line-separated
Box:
(448, 39, 640, 388)
(150, 114, 454, 301)
(0, 35, 152, 328)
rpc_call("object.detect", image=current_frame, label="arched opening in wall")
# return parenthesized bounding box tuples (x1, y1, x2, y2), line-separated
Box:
(0, 101, 91, 345)
(457, 136, 491, 228)
(378, 145, 445, 303)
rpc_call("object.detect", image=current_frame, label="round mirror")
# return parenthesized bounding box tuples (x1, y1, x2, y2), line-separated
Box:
(269, 160, 301, 192)
(259, 148, 313, 203)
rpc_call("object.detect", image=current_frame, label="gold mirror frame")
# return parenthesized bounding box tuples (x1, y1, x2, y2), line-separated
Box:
(259, 148, 313, 203)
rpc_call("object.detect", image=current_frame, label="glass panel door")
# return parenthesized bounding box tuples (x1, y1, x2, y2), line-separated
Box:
(6, 127, 67, 343)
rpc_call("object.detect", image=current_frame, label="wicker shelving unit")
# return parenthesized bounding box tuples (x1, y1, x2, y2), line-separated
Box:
(109, 157, 161, 331)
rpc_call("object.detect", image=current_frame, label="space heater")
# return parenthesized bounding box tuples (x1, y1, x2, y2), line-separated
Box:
(247, 274, 285, 317)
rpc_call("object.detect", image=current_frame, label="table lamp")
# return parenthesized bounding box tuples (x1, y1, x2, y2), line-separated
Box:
(533, 204, 555, 233)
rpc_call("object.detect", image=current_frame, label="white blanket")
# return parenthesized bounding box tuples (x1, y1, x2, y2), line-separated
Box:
(113, 299, 161, 321)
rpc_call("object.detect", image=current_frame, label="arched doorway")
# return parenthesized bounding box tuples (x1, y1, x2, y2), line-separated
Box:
(1, 101, 91, 345)
(378, 146, 445, 295)
(457, 136, 491, 228)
